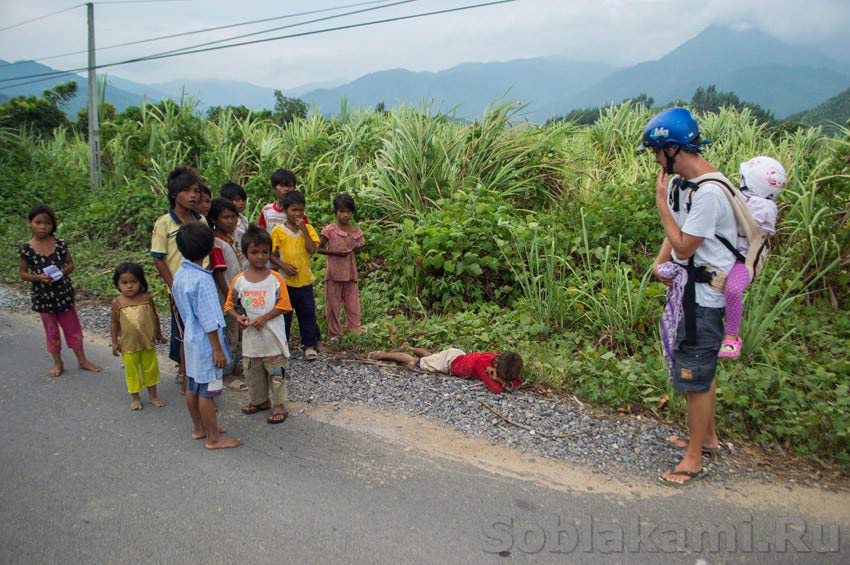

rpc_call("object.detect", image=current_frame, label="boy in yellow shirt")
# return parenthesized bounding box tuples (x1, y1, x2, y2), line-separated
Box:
(150, 165, 206, 393)
(270, 191, 321, 361)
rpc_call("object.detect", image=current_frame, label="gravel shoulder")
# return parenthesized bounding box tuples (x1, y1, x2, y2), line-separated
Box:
(2, 283, 844, 490)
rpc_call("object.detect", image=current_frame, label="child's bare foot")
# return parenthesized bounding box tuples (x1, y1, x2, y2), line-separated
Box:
(192, 427, 225, 439)
(205, 435, 241, 449)
(130, 399, 143, 410)
(367, 351, 386, 360)
(149, 397, 165, 407)
(47, 364, 64, 377)
(78, 361, 102, 372)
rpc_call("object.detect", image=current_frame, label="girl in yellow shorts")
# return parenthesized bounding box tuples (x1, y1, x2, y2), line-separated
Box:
(110, 263, 168, 410)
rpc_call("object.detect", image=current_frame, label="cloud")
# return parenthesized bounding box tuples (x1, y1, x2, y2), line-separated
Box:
(1, 0, 848, 90)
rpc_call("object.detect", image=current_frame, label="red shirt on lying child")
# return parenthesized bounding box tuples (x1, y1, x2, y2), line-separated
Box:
(450, 352, 523, 394)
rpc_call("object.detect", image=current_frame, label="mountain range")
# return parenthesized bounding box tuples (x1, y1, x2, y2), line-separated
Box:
(1, 25, 848, 122)
(788, 86, 850, 132)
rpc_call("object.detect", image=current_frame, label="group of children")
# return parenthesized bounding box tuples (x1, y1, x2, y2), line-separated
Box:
(20, 166, 369, 449)
(19, 147, 784, 451)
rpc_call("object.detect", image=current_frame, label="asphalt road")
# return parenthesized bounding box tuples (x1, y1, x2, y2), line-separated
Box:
(0, 311, 847, 564)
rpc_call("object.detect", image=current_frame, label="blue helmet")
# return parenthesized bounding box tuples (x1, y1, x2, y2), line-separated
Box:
(636, 107, 710, 153)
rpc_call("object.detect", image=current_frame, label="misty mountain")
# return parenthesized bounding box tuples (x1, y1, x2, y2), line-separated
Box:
(567, 25, 850, 118)
(787, 86, 850, 133)
(3, 24, 849, 123)
(300, 58, 615, 121)
(142, 79, 275, 109)
(0, 60, 150, 113)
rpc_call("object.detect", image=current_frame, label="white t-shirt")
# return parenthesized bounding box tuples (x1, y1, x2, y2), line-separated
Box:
(668, 173, 738, 308)
(234, 214, 249, 247)
(258, 202, 287, 233)
(211, 234, 247, 293)
(224, 270, 292, 358)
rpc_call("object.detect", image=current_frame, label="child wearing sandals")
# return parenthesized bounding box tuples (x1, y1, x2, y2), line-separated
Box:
(719, 156, 786, 359)
(19, 204, 102, 377)
(225, 225, 293, 425)
(110, 263, 167, 410)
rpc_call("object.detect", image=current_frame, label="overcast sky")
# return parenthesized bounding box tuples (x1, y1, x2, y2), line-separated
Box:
(2, 0, 849, 89)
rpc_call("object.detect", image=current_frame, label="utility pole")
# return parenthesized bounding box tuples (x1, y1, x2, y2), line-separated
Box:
(86, 2, 101, 189)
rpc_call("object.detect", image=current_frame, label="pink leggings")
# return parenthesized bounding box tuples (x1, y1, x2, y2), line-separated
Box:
(724, 262, 751, 336)
(40, 306, 84, 353)
(325, 280, 361, 339)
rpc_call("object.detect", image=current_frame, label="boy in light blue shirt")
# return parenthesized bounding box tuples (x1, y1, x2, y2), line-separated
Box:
(172, 221, 240, 450)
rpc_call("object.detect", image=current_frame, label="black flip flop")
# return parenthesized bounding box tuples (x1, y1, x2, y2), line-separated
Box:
(241, 404, 271, 415)
(657, 468, 709, 487)
(267, 411, 288, 425)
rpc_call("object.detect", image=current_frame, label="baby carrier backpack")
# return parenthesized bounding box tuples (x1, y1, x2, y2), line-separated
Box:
(679, 173, 770, 291)
(672, 173, 769, 345)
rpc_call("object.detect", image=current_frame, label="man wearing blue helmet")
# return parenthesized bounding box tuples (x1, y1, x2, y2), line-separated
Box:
(639, 108, 738, 486)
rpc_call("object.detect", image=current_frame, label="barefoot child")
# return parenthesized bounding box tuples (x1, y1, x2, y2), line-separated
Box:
(171, 221, 240, 449)
(718, 156, 786, 359)
(109, 263, 167, 410)
(368, 347, 524, 394)
(18, 205, 102, 377)
(318, 193, 365, 342)
(150, 166, 205, 393)
(225, 225, 293, 425)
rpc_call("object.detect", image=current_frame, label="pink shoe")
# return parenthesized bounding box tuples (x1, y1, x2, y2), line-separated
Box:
(718, 337, 742, 359)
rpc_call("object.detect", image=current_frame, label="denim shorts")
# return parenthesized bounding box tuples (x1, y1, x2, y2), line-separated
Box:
(186, 376, 223, 398)
(671, 305, 725, 393)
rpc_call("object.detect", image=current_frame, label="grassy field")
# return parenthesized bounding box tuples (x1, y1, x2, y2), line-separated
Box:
(1, 100, 848, 467)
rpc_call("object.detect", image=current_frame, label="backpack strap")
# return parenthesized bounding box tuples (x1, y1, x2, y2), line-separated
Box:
(694, 174, 761, 247)
(678, 173, 739, 347)
(715, 233, 746, 263)
(683, 256, 698, 346)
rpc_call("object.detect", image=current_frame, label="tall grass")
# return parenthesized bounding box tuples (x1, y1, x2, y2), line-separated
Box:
(502, 225, 574, 332)
(2, 100, 848, 459)
(564, 209, 656, 354)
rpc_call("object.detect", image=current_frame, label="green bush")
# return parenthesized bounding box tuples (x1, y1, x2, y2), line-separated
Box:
(1, 98, 847, 468)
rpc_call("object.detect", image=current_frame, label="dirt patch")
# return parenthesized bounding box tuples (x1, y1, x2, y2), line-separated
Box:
(300, 402, 850, 524)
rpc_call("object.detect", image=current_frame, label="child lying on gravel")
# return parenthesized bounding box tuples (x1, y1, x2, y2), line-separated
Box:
(367, 347, 523, 394)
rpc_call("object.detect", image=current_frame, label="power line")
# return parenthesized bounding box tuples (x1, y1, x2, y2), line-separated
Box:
(0, 0, 413, 80)
(95, 0, 188, 4)
(147, 0, 423, 60)
(0, 0, 396, 68)
(0, 3, 84, 33)
(0, 0, 518, 92)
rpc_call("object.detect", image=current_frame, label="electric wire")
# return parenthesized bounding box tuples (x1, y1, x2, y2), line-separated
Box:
(96, 1, 190, 4)
(0, 0, 518, 91)
(146, 0, 422, 60)
(0, 3, 84, 34)
(0, 0, 394, 68)
(0, 0, 414, 82)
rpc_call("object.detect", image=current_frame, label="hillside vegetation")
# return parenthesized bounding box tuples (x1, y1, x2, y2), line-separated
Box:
(0, 100, 848, 467)
(788, 87, 850, 134)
